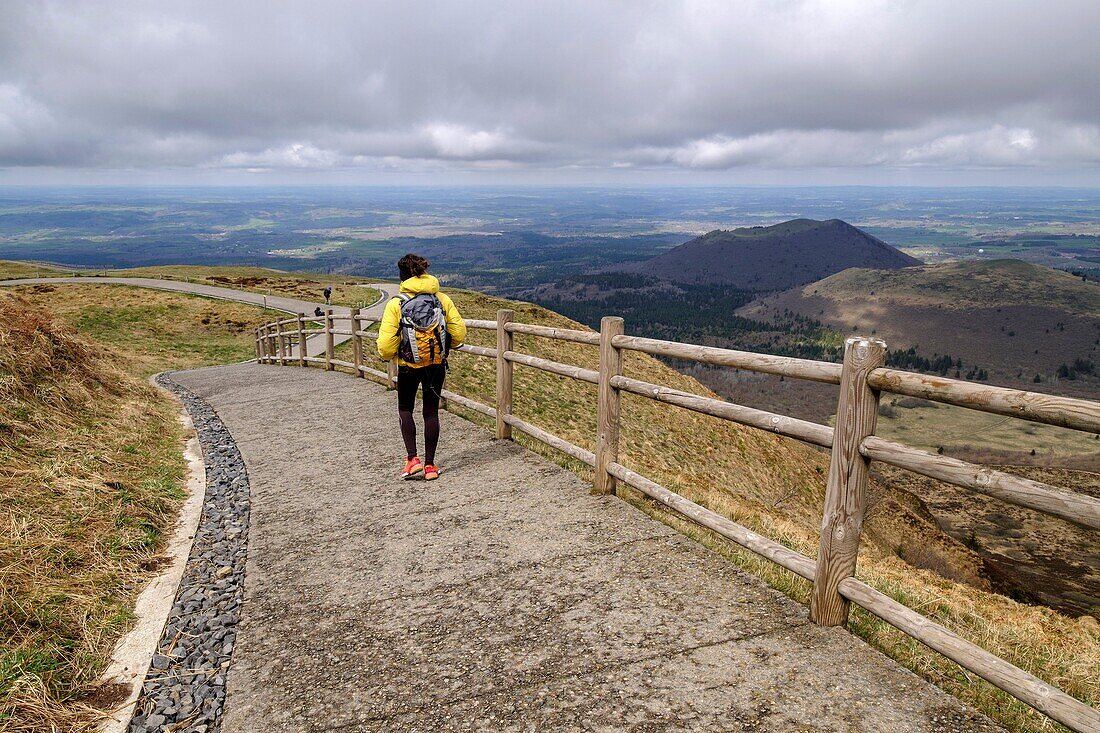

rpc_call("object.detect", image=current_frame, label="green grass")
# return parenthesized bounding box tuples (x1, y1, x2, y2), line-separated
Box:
(1, 292, 188, 730)
(0, 261, 69, 280)
(11, 283, 270, 377)
(806, 259, 1100, 315)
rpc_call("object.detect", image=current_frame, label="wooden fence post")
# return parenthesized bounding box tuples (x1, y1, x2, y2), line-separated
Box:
(254, 327, 262, 361)
(296, 313, 306, 367)
(496, 309, 514, 440)
(350, 307, 363, 377)
(595, 316, 625, 494)
(267, 325, 276, 363)
(325, 310, 335, 371)
(276, 318, 286, 365)
(258, 325, 267, 363)
(811, 336, 887, 627)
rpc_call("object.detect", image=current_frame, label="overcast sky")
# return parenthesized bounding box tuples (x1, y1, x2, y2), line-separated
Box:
(2, 1, 1099, 185)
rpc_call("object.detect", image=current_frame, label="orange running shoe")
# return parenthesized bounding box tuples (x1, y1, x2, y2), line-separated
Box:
(401, 456, 424, 480)
(424, 464, 440, 481)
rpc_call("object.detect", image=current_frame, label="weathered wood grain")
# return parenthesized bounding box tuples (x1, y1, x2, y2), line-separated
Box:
(504, 351, 599, 384)
(296, 314, 306, 367)
(349, 307, 362, 377)
(505, 321, 600, 346)
(496, 310, 514, 440)
(504, 414, 596, 466)
(607, 461, 816, 580)
(440, 389, 497, 419)
(839, 576, 1100, 733)
(867, 368, 1100, 434)
(811, 337, 886, 627)
(324, 310, 335, 371)
(861, 435, 1100, 530)
(611, 375, 834, 448)
(454, 343, 497, 359)
(613, 334, 843, 384)
(595, 317, 625, 495)
(275, 319, 286, 366)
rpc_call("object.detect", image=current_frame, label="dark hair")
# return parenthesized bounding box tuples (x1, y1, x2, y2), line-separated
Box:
(397, 253, 430, 281)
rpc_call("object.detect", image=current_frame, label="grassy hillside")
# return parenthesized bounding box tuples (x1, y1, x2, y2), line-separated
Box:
(0, 292, 187, 731)
(802, 259, 1100, 314)
(0, 261, 381, 311)
(365, 289, 1098, 733)
(10, 283, 269, 377)
(3, 265, 1097, 732)
(741, 259, 1100, 396)
(99, 265, 382, 310)
(0, 266, 283, 730)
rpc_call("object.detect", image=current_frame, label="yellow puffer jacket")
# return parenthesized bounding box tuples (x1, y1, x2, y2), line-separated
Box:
(376, 275, 467, 367)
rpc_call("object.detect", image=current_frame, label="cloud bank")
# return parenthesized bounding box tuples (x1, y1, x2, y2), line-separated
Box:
(2, 0, 1099, 181)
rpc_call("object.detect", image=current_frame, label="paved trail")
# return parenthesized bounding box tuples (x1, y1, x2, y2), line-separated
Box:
(0, 276, 392, 357)
(168, 362, 1000, 732)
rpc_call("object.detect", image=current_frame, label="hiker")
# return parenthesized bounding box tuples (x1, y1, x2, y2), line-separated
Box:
(377, 253, 466, 481)
(314, 306, 324, 317)
(323, 286, 332, 304)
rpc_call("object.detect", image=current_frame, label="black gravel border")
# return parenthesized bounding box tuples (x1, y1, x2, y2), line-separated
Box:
(127, 374, 251, 733)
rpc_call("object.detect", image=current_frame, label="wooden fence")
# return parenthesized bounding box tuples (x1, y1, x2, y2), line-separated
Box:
(255, 309, 1100, 732)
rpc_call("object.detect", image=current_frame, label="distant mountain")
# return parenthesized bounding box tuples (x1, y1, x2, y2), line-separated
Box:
(625, 218, 920, 290)
(739, 258, 1100, 390)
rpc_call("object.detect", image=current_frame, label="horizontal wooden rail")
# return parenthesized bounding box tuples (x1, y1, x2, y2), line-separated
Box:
(838, 576, 1100, 732)
(358, 364, 389, 382)
(606, 462, 817, 580)
(505, 321, 600, 345)
(504, 414, 596, 466)
(867, 368, 1100, 434)
(455, 343, 497, 358)
(861, 436, 1100, 530)
(330, 328, 354, 336)
(611, 375, 833, 448)
(254, 309, 1100, 731)
(504, 351, 599, 384)
(354, 329, 372, 337)
(612, 335, 843, 384)
(441, 389, 497, 419)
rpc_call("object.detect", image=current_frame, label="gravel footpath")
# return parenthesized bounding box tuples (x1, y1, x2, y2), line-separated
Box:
(126, 374, 251, 733)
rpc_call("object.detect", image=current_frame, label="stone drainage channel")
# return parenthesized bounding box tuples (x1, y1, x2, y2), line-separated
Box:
(128, 375, 251, 732)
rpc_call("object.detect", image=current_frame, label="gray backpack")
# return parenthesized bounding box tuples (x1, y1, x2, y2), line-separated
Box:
(396, 293, 449, 365)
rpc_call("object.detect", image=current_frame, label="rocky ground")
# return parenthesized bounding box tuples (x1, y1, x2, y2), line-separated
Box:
(127, 376, 251, 732)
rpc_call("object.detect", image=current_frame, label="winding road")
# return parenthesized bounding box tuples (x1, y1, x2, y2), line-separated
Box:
(0, 276, 393, 358)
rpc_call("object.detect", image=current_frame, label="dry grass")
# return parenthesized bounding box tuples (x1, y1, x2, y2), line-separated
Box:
(12, 270, 1091, 731)
(98, 264, 382, 310)
(0, 291, 187, 731)
(11, 283, 271, 377)
(346, 289, 1098, 733)
(0, 262, 68, 281)
(875, 398, 1100, 461)
(804, 259, 1100, 316)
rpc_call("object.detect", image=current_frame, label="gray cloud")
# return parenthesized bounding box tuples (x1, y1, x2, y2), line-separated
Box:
(2, 0, 1099, 180)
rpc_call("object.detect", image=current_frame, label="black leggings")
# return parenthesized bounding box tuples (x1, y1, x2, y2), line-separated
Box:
(396, 364, 446, 465)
